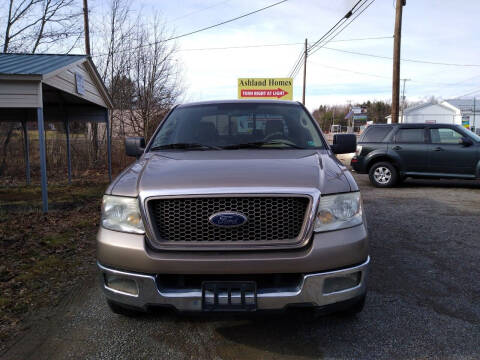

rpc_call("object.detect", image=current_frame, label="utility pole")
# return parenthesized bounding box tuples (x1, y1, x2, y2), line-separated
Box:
(391, 0, 406, 123)
(83, 0, 91, 55)
(474, 97, 476, 133)
(401, 78, 410, 123)
(302, 38, 307, 105)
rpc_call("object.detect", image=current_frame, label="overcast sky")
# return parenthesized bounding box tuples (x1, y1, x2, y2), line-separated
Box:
(98, 0, 480, 109)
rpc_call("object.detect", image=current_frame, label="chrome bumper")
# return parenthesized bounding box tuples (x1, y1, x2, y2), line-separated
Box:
(98, 257, 369, 312)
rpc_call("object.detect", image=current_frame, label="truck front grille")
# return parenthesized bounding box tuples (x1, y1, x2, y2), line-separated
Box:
(147, 196, 310, 246)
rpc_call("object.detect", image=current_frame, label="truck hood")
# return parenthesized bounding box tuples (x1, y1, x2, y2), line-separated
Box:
(107, 150, 352, 197)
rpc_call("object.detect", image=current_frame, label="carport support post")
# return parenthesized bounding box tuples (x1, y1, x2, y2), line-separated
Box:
(22, 121, 31, 185)
(105, 109, 112, 182)
(37, 108, 48, 212)
(64, 115, 72, 183)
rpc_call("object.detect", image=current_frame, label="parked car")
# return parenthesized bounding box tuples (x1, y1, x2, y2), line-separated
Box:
(351, 123, 480, 187)
(97, 100, 369, 316)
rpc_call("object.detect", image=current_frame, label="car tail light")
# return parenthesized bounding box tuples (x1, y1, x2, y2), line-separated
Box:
(355, 145, 363, 156)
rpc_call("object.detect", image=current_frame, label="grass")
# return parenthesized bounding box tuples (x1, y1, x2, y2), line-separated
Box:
(0, 181, 108, 213)
(0, 179, 108, 352)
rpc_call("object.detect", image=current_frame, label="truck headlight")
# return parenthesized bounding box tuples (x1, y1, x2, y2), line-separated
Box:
(101, 195, 145, 234)
(314, 192, 362, 232)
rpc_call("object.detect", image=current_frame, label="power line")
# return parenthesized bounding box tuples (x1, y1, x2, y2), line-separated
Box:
(287, 0, 366, 78)
(329, 35, 392, 42)
(288, 49, 306, 78)
(92, 0, 289, 57)
(288, 0, 378, 79)
(319, 46, 480, 67)
(168, 0, 232, 23)
(178, 42, 302, 52)
(453, 87, 480, 99)
(309, 61, 391, 79)
(309, 0, 377, 56)
(176, 36, 393, 52)
(308, 0, 364, 52)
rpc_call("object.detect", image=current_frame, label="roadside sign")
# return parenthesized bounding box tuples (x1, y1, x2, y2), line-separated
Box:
(352, 107, 367, 114)
(353, 114, 368, 120)
(462, 115, 470, 129)
(238, 78, 293, 100)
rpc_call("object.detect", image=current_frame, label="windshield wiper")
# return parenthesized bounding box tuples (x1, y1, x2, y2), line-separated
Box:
(222, 140, 305, 149)
(150, 143, 221, 151)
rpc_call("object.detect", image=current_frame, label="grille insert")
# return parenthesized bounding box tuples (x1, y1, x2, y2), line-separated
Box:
(148, 196, 310, 244)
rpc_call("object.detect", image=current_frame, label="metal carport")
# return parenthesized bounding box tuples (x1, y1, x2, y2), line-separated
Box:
(0, 53, 113, 212)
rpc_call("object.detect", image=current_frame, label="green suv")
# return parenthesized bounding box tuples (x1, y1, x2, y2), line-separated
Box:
(351, 123, 480, 187)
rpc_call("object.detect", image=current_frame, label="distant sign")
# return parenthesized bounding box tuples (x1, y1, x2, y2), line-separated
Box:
(353, 114, 368, 120)
(462, 115, 470, 129)
(352, 107, 367, 114)
(75, 72, 85, 95)
(238, 78, 293, 100)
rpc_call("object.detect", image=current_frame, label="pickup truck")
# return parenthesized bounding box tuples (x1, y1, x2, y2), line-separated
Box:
(97, 100, 369, 315)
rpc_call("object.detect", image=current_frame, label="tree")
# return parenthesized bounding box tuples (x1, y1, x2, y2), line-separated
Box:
(93, 1, 183, 140)
(1, 0, 82, 53)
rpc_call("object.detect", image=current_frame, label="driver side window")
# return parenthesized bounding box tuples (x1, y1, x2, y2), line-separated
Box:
(430, 128, 463, 144)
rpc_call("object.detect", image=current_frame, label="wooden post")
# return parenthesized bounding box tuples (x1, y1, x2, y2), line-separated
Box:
(105, 109, 112, 182)
(65, 114, 72, 183)
(391, 0, 406, 123)
(302, 38, 307, 105)
(37, 108, 48, 212)
(83, 0, 91, 55)
(22, 121, 31, 185)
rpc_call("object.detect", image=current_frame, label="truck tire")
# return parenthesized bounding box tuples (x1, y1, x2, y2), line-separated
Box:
(107, 299, 143, 317)
(369, 162, 398, 187)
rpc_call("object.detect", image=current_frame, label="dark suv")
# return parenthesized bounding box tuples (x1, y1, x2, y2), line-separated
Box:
(351, 123, 480, 187)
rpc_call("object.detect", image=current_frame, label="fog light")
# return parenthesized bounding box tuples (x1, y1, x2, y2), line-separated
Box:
(105, 274, 139, 296)
(323, 272, 361, 294)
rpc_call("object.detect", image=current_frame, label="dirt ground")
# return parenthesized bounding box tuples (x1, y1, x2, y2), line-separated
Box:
(1, 174, 480, 359)
(0, 180, 108, 353)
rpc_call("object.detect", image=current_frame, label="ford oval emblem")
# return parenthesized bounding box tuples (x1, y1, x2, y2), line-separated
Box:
(208, 212, 248, 227)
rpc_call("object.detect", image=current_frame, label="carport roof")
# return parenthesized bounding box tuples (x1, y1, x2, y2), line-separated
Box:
(0, 53, 86, 75)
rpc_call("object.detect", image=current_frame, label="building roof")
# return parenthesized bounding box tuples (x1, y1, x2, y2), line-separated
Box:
(0, 53, 85, 75)
(443, 99, 480, 112)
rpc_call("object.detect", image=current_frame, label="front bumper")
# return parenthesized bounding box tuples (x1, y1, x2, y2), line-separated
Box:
(97, 224, 368, 275)
(98, 257, 369, 312)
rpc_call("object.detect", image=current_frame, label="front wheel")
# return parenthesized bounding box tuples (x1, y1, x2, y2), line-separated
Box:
(369, 162, 398, 187)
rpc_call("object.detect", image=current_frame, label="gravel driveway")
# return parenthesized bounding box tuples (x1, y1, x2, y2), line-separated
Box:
(3, 174, 480, 360)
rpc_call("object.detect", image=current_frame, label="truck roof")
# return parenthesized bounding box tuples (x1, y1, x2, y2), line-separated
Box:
(177, 99, 301, 108)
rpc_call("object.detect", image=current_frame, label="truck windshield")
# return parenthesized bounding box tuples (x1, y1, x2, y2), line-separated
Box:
(149, 103, 325, 150)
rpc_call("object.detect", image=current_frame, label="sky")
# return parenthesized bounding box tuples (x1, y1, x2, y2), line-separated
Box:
(96, 0, 480, 110)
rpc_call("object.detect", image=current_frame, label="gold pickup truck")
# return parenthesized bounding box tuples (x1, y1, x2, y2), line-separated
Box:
(97, 100, 369, 315)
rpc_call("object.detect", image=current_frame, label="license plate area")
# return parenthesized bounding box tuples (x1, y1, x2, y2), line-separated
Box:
(202, 281, 257, 311)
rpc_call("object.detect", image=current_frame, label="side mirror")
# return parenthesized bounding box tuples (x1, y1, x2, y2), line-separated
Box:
(461, 137, 473, 147)
(331, 134, 357, 154)
(125, 137, 145, 158)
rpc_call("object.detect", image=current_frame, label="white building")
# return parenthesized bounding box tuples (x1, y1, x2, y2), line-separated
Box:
(386, 99, 479, 133)
(443, 99, 479, 132)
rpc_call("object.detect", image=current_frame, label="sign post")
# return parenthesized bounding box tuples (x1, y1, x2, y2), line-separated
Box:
(238, 78, 293, 100)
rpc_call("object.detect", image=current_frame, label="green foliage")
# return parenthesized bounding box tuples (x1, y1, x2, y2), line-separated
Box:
(312, 100, 392, 131)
